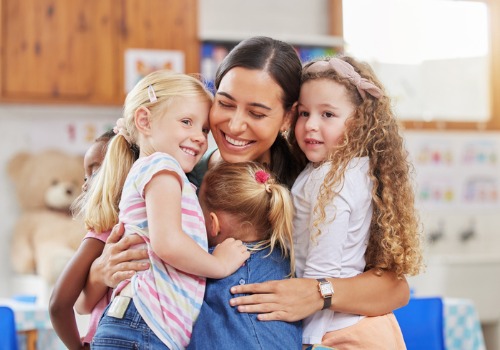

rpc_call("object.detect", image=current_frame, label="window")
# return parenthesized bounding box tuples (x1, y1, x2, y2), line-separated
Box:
(343, 0, 494, 128)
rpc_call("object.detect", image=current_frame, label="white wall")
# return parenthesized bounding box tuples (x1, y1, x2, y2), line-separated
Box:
(404, 130, 500, 256)
(199, 0, 330, 39)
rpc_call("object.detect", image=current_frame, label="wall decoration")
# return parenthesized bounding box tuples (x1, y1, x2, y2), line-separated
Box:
(405, 132, 500, 212)
(200, 41, 336, 92)
(125, 49, 185, 93)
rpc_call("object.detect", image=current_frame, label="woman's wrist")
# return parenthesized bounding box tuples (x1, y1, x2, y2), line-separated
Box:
(303, 277, 326, 314)
(88, 255, 107, 288)
(316, 278, 335, 310)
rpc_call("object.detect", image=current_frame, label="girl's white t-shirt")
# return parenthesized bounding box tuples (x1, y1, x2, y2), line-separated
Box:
(292, 157, 373, 345)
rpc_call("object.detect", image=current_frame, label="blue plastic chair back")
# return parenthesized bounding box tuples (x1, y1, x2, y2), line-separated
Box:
(394, 297, 445, 350)
(0, 306, 19, 350)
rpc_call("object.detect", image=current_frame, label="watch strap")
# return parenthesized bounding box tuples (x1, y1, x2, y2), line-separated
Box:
(317, 278, 333, 310)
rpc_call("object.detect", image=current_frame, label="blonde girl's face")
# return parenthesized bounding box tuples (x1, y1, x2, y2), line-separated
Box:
(149, 95, 211, 173)
(209, 67, 290, 165)
(295, 79, 355, 163)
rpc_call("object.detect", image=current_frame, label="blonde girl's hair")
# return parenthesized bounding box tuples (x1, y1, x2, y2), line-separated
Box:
(290, 55, 423, 278)
(200, 161, 296, 275)
(74, 70, 213, 233)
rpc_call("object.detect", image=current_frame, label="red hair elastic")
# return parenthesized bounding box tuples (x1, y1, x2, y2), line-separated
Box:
(255, 170, 270, 184)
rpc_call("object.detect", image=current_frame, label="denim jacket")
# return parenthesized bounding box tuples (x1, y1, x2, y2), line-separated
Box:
(187, 244, 302, 349)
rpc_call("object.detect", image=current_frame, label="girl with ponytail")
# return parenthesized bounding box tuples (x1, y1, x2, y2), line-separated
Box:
(188, 161, 302, 350)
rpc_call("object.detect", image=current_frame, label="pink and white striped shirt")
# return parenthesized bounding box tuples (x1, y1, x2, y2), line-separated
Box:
(116, 152, 207, 350)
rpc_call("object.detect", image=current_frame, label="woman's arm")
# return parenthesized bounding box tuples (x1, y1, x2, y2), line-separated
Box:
(75, 225, 150, 313)
(229, 269, 409, 322)
(49, 238, 105, 350)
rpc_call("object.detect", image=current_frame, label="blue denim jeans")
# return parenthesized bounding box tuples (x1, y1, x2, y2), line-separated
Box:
(187, 245, 302, 349)
(91, 299, 170, 350)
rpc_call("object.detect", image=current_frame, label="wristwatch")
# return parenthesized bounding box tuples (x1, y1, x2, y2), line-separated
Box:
(317, 278, 334, 310)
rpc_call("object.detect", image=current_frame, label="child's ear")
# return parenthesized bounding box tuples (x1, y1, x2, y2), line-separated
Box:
(134, 107, 152, 135)
(208, 212, 220, 237)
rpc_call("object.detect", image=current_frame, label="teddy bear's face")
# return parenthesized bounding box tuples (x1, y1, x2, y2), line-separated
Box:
(44, 177, 81, 211)
(8, 150, 85, 212)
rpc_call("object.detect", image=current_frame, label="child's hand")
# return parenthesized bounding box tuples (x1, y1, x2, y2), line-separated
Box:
(79, 343, 90, 350)
(211, 238, 250, 278)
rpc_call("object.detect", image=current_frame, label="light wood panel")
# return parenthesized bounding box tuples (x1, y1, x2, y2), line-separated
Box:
(4, 1, 93, 98)
(0, 0, 198, 105)
(115, 0, 199, 102)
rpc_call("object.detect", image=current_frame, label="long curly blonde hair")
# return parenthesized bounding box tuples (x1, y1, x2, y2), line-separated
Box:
(290, 56, 423, 277)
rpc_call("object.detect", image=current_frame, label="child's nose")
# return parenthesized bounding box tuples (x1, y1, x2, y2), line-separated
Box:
(305, 116, 319, 131)
(192, 131, 207, 144)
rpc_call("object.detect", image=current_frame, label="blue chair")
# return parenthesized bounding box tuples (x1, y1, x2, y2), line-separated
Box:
(394, 297, 445, 350)
(0, 306, 19, 350)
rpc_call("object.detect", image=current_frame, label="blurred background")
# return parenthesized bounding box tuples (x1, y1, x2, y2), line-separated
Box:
(0, 0, 499, 348)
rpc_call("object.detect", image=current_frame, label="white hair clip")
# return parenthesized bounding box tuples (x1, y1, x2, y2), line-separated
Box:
(147, 84, 157, 103)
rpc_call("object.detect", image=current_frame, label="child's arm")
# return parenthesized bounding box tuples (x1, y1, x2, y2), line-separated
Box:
(49, 237, 105, 350)
(146, 171, 249, 278)
(77, 226, 150, 311)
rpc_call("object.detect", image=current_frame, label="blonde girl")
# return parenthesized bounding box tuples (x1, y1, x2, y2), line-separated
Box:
(86, 70, 249, 350)
(188, 161, 302, 349)
(290, 56, 422, 349)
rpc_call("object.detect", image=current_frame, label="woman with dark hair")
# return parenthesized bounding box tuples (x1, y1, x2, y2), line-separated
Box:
(79, 36, 410, 348)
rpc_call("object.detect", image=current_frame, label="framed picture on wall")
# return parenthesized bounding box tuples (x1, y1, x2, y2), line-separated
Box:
(124, 49, 185, 93)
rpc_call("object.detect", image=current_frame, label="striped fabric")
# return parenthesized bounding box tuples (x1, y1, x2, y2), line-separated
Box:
(117, 152, 207, 349)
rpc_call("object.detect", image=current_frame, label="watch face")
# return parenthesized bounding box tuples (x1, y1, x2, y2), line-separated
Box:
(320, 283, 333, 296)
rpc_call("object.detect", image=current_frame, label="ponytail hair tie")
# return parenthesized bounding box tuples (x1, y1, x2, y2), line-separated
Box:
(255, 170, 272, 193)
(113, 117, 132, 144)
(255, 170, 270, 184)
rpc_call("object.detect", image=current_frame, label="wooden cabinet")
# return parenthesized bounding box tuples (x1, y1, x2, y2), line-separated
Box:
(0, 0, 199, 105)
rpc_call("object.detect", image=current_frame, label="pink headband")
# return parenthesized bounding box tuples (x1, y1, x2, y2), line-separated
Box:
(304, 58, 383, 100)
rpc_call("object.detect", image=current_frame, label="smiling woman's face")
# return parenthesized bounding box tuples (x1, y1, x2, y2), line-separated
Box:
(209, 67, 290, 165)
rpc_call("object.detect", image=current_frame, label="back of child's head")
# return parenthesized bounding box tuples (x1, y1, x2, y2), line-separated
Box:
(82, 70, 213, 233)
(95, 129, 116, 145)
(200, 161, 295, 274)
(293, 55, 422, 277)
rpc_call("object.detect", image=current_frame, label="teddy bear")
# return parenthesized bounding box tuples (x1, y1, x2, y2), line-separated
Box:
(8, 149, 87, 285)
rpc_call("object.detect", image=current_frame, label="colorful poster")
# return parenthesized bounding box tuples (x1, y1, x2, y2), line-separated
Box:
(125, 49, 185, 93)
(404, 131, 500, 212)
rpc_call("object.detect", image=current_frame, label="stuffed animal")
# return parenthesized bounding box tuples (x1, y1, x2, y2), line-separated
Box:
(8, 150, 86, 284)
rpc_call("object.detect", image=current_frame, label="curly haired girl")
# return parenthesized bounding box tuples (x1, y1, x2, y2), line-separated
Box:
(290, 55, 423, 349)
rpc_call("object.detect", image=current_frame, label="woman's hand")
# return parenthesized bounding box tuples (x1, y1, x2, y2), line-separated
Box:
(91, 223, 150, 288)
(230, 278, 322, 322)
(229, 270, 410, 322)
